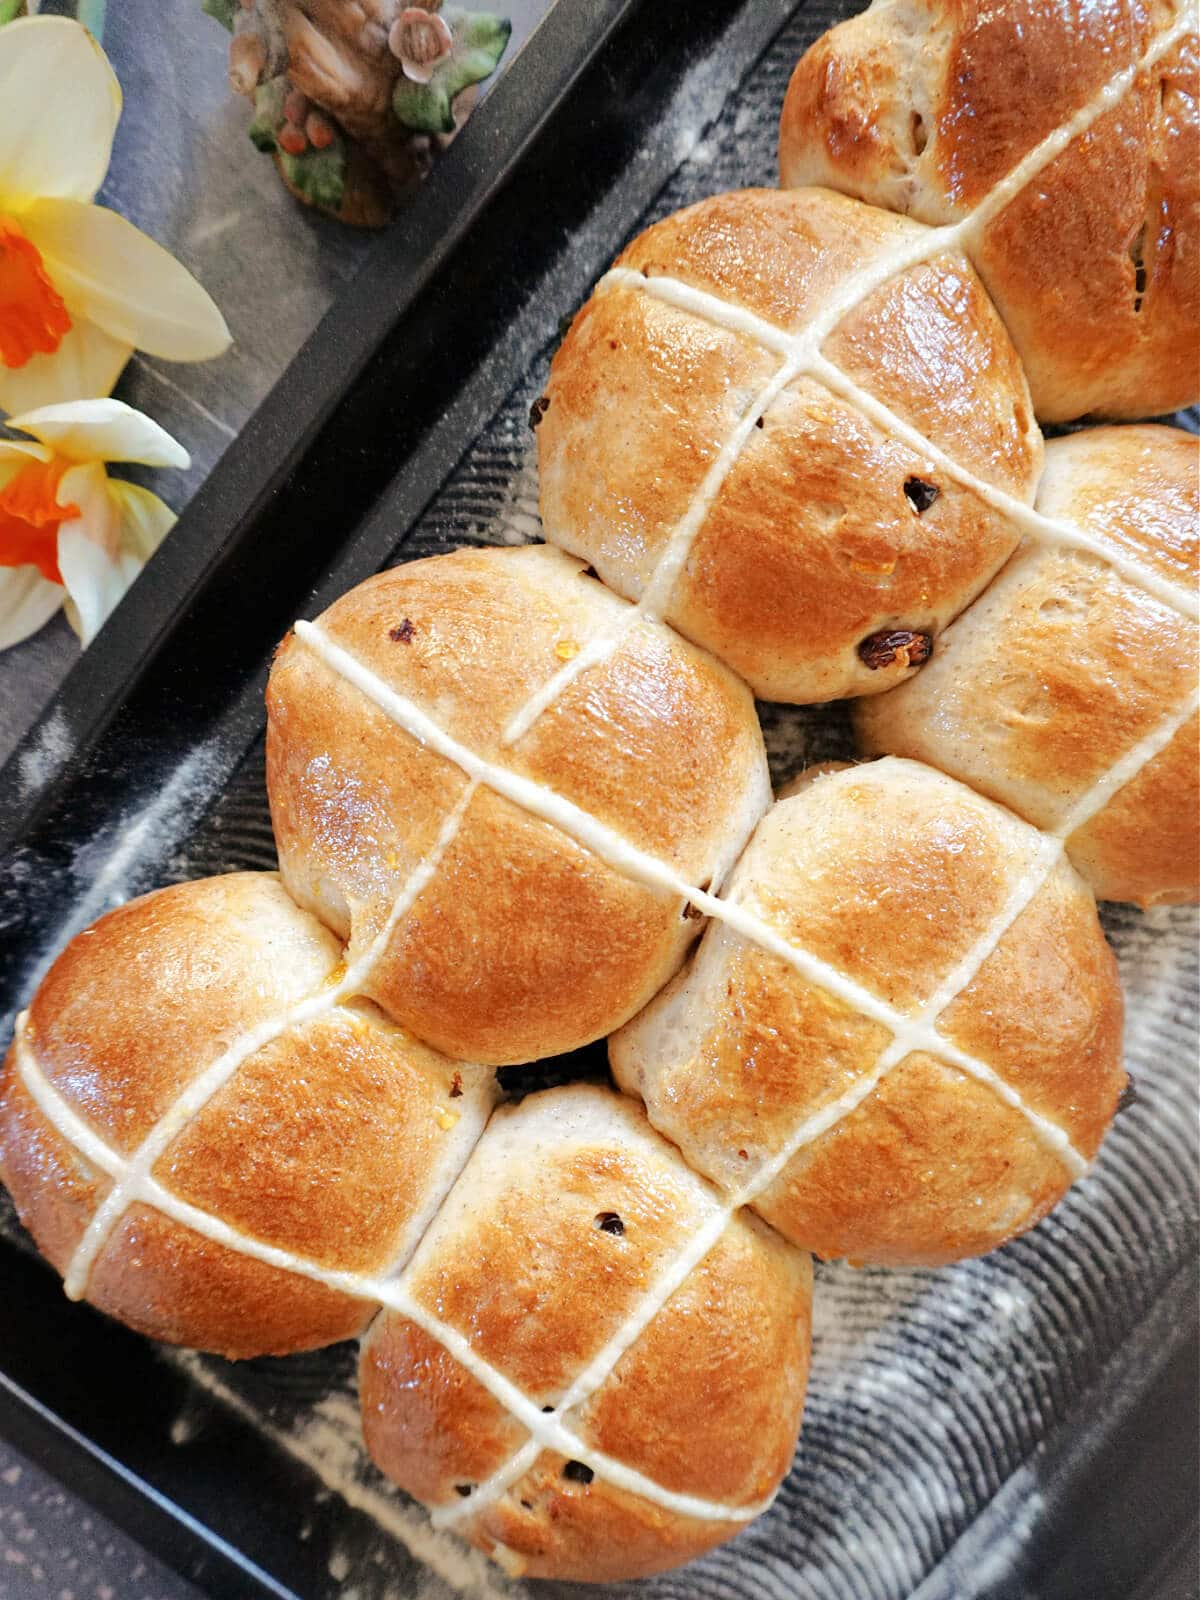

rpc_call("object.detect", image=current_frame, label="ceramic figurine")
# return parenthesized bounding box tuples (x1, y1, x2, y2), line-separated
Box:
(203, 0, 511, 225)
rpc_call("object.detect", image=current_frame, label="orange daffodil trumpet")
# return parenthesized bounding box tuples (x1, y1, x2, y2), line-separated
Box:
(0, 16, 230, 412)
(0, 398, 188, 649)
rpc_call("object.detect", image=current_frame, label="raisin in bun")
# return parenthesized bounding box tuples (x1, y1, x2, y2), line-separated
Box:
(266, 544, 770, 1064)
(537, 186, 1041, 703)
(779, 0, 1199, 421)
(855, 426, 1199, 907)
(360, 1083, 812, 1582)
(611, 760, 1126, 1268)
(0, 873, 494, 1358)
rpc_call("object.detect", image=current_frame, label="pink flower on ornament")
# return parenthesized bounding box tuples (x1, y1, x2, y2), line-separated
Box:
(388, 7, 453, 84)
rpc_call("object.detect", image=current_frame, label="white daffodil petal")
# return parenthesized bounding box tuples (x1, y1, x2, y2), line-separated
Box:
(106, 479, 177, 562)
(8, 398, 189, 469)
(0, 18, 121, 209)
(24, 198, 231, 362)
(105, 473, 177, 569)
(59, 521, 139, 646)
(56, 461, 128, 646)
(58, 472, 177, 646)
(0, 441, 53, 472)
(0, 565, 64, 651)
(0, 315, 132, 410)
(57, 460, 117, 545)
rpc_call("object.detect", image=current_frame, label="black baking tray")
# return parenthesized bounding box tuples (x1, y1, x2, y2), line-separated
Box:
(1, 1, 1197, 1597)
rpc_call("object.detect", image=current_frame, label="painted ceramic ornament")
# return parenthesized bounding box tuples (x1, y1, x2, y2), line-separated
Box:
(203, 0, 512, 226)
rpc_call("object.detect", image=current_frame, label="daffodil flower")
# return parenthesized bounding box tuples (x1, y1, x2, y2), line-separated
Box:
(0, 16, 230, 413)
(0, 398, 188, 649)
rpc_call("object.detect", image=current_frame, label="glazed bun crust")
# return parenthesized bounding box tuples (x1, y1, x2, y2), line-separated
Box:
(20, 870, 341, 1155)
(0, 874, 494, 1359)
(267, 545, 770, 1063)
(360, 1085, 812, 1582)
(612, 760, 1125, 1267)
(855, 426, 1200, 907)
(538, 187, 1041, 703)
(779, 0, 1200, 421)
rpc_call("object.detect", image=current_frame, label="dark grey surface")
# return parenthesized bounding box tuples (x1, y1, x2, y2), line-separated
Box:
(0, 0, 553, 769)
(0, 1438, 202, 1600)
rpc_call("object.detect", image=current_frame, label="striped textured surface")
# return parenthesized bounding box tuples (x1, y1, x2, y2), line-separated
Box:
(2, 2, 1197, 1596)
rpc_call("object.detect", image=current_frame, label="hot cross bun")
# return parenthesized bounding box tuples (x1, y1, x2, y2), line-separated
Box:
(612, 760, 1126, 1267)
(537, 185, 1041, 703)
(856, 425, 1200, 907)
(779, 0, 1200, 421)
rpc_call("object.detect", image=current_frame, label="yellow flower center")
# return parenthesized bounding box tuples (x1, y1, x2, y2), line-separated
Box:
(0, 218, 72, 369)
(0, 458, 79, 583)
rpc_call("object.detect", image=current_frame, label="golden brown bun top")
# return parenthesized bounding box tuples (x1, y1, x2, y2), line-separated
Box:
(5, 872, 497, 1358)
(618, 183, 920, 333)
(26, 873, 341, 1154)
(1037, 424, 1198, 586)
(612, 758, 1125, 1266)
(539, 187, 1041, 703)
(611, 186, 1040, 494)
(854, 425, 1199, 906)
(266, 545, 771, 1063)
(360, 1083, 812, 1582)
(779, 0, 1199, 420)
(280, 543, 768, 879)
(781, 0, 1166, 216)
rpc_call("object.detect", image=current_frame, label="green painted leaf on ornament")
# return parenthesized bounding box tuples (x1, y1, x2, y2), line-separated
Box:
(392, 10, 512, 135)
(451, 9, 512, 58)
(279, 137, 348, 214)
(248, 76, 287, 152)
(391, 77, 454, 135)
(201, 0, 239, 33)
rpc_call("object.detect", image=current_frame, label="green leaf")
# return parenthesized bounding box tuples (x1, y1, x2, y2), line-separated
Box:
(279, 137, 348, 214)
(450, 9, 511, 58)
(391, 76, 455, 136)
(392, 10, 511, 134)
(201, 0, 238, 32)
(0, 0, 27, 25)
(247, 72, 348, 212)
(248, 75, 287, 152)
